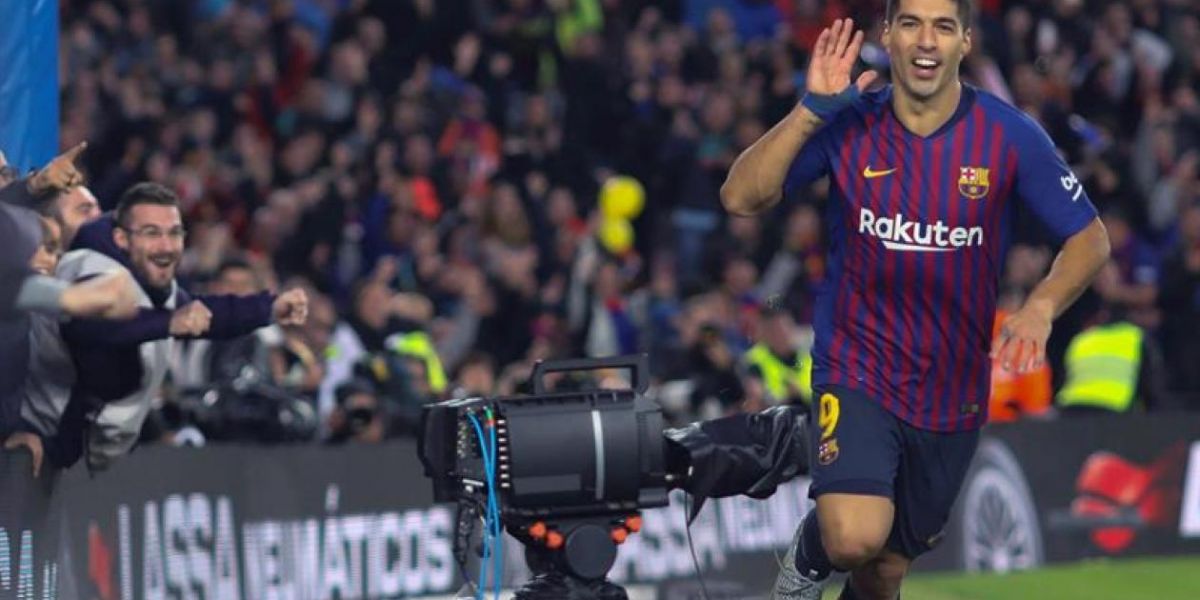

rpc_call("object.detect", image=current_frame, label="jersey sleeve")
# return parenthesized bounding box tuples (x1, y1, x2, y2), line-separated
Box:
(782, 123, 835, 196)
(1011, 113, 1098, 242)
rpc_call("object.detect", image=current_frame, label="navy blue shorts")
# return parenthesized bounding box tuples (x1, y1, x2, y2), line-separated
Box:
(808, 385, 980, 559)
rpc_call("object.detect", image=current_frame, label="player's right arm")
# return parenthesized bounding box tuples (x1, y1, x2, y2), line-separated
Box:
(720, 100, 826, 216)
(720, 18, 876, 216)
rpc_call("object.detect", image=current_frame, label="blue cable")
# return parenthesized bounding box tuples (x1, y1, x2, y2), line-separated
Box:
(468, 411, 505, 600)
(487, 410, 503, 599)
(467, 413, 494, 600)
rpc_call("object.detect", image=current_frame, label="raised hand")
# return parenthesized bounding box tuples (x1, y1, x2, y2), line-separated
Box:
(170, 300, 213, 337)
(806, 18, 877, 96)
(272, 288, 310, 326)
(30, 142, 88, 193)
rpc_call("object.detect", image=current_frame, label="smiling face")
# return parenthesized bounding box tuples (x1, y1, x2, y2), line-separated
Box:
(54, 186, 101, 247)
(30, 217, 62, 275)
(114, 203, 185, 289)
(883, 0, 972, 103)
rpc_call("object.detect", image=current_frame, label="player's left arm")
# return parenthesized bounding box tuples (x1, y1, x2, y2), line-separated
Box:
(992, 116, 1111, 373)
(994, 218, 1109, 372)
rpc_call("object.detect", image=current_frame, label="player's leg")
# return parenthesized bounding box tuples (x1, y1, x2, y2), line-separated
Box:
(838, 549, 910, 599)
(846, 421, 981, 599)
(773, 387, 902, 599)
(817, 493, 895, 569)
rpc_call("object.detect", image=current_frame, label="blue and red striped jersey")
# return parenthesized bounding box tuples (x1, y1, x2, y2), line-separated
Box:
(785, 84, 1098, 431)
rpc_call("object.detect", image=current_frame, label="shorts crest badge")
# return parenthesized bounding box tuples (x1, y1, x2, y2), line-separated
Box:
(818, 438, 840, 465)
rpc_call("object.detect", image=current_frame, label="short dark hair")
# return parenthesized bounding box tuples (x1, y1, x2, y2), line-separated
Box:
(115, 182, 179, 227)
(214, 257, 259, 289)
(458, 351, 495, 373)
(216, 257, 253, 278)
(35, 189, 65, 220)
(886, 0, 973, 28)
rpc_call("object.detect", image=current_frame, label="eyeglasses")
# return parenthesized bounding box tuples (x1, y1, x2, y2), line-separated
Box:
(122, 226, 187, 242)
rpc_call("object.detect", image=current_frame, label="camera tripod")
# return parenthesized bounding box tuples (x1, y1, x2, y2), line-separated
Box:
(455, 507, 637, 600)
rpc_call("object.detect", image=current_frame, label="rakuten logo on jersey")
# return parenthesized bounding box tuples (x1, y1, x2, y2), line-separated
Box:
(858, 207, 984, 252)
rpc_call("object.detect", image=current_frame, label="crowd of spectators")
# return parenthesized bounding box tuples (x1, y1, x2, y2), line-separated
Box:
(46, 0, 1200, 445)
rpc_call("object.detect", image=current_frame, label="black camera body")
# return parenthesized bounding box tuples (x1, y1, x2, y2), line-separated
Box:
(419, 355, 671, 517)
(418, 355, 672, 592)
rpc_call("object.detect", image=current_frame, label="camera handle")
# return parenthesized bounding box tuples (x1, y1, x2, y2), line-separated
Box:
(530, 354, 650, 395)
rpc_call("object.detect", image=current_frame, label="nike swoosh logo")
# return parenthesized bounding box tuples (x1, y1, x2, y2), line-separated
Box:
(863, 166, 897, 179)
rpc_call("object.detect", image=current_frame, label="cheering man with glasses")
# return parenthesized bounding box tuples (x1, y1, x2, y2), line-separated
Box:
(29, 182, 309, 470)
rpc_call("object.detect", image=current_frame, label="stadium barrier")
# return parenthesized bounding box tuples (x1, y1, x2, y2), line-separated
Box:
(3, 412, 1200, 599)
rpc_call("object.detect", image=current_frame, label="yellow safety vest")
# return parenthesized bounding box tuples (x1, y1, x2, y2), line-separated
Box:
(745, 344, 813, 405)
(1057, 322, 1143, 412)
(387, 331, 448, 394)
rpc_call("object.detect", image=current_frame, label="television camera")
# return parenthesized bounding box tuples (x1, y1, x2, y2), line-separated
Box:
(419, 355, 675, 598)
(419, 354, 811, 599)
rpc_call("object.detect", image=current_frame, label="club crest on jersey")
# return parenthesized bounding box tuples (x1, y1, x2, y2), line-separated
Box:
(958, 166, 990, 199)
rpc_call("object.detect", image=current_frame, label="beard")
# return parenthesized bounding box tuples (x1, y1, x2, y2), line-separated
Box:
(891, 48, 963, 103)
(134, 252, 180, 288)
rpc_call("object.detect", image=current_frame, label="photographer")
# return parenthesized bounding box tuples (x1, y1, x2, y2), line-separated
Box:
(326, 379, 386, 444)
(43, 182, 309, 469)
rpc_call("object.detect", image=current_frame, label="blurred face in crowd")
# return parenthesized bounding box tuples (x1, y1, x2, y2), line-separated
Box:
(458, 359, 495, 396)
(404, 357, 431, 397)
(729, 215, 760, 245)
(883, 0, 972, 103)
(735, 118, 767, 151)
(488, 184, 531, 245)
(1005, 245, 1051, 289)
(51, 186, 102, 248)
(546, 187, 577, 226)
(114, 203, 185, 289)
(785, 205, 821, 251)
(761, 312, 797, 356)
(701, 92, 736, 134)
(1180, 204, 1200, 246)
(340, 389, 384, 443)
(0, 150, 15, 187)
(1103, 2, 1132, 45)
(1011, 63, 1044, 108)
(723, 258, 758, 296)
(354, 281, 392, 328)
(213, 265, 259, 296)
(404, 134, 434, 175)
(304, 295, 337, 353)
(1101, 211, 1131, 249)
(30, 217, 62, 275)
(594, 261, 623, 299)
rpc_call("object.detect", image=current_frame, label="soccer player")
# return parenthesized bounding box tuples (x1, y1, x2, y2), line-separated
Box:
(720, 0, 1111, 598)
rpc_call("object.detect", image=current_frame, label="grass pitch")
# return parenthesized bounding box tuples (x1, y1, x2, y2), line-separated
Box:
(822, 556, 1200, 599)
